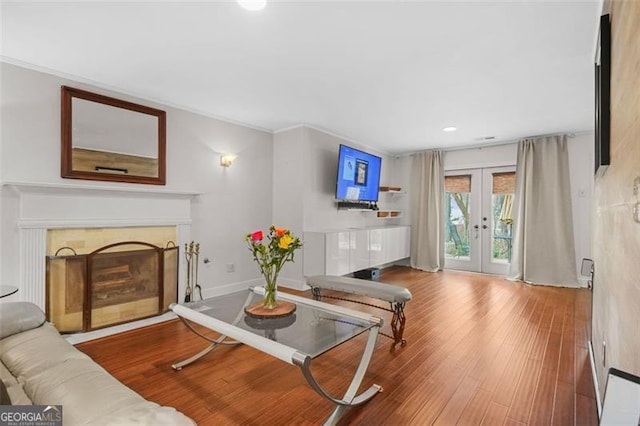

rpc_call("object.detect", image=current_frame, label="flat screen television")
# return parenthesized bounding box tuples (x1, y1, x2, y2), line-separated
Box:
(335, 144, 382, 202)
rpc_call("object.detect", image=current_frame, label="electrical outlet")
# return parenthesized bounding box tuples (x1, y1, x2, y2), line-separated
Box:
(226, 263, 235, 273)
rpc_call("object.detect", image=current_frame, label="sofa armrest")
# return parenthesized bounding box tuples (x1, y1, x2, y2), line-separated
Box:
(0, 302, 45, 340)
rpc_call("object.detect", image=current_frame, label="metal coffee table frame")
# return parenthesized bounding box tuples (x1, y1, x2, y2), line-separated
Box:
(170, 287, 383, 425)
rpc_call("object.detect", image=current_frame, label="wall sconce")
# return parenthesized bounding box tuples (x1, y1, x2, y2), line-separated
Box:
(220, 154, 237, 167)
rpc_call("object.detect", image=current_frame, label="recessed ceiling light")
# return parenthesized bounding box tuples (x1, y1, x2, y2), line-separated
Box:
(238, 0, 267, 11)
(443, 126, 457, 132)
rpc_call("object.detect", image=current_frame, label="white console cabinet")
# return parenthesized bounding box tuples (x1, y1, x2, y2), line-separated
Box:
(303, 226, 410, 277)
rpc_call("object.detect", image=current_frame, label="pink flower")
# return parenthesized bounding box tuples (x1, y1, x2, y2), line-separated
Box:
(249, 230, 264, 241)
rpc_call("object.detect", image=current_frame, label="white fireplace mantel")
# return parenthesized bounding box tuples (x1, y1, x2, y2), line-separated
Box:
(2, 181, 198, 309)
(2, 181, 201, 195)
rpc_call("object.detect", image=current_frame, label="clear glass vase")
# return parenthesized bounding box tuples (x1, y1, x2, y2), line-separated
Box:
(263, 273, 278, 309)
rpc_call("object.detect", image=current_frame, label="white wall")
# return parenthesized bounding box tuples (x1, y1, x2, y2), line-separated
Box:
(302, 127, 397, 231)
(439, 136, 593, 285)
(272, 125, 406, 286)
(272, 127, 306, 288)
(567, 133, 594, 285)
(0, 62, 273, 295)
(273, 125, 401, 234)
(0, 187, 20, 292)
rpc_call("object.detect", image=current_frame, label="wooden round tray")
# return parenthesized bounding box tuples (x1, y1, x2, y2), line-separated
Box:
(244, 300, 296, 319)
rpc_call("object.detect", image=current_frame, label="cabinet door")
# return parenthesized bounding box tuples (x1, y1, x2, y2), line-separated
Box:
(400, 226, 411, 259)
(384, 227, 401, 264)
(384, 226, 411, 263)
(325, 231, 351, 276)
(350, 229, 370, 272)
(369, 228, 386, 267)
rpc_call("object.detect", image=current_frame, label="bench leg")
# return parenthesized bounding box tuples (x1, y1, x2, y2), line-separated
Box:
(312, 286, 408, 350)
(391, 302, 407, 350)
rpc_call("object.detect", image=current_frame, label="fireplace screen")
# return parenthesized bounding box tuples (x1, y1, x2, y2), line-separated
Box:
(46, 241, 178, 332)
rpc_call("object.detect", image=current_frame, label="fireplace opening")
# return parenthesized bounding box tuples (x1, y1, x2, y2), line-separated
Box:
(46, 241, 178, 332)
(91, 249, 158, 309)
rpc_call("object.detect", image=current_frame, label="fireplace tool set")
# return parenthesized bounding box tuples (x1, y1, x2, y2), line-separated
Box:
(184, 241, 202, 303)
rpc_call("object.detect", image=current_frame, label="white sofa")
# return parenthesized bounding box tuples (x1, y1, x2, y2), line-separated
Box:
(0, 302, 195, 425)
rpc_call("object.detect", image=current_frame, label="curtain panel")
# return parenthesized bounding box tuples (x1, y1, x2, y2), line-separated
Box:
(410, 150, 444, 272)
(508, 135, 578, 286)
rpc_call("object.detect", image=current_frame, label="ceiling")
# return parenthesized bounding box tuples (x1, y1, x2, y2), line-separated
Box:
(1, 1, 601, 155)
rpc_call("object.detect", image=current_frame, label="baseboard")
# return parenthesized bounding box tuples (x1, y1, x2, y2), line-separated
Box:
(277, 277, 309, 291)
(65, 311, 177, 345)
(199, 278, 260, 299)
(199, 277, 309, 297)
(578, 276, 591, 288)
(588, 340, 603, 418)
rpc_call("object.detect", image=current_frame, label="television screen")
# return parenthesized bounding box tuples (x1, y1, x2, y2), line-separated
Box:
(335, 144, 382, 202)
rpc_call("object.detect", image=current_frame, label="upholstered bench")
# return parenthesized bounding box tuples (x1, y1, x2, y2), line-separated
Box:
(306, 275, 412, 350)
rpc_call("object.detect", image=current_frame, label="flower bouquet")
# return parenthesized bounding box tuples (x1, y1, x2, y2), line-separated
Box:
(245, 225, 302, 309)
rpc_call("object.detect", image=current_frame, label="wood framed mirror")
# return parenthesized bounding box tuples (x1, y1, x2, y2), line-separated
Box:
(61, 86, 166, 185)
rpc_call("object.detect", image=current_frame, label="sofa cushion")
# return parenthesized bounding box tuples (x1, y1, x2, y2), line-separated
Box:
(92, 401, 196, 425)
(25, 358, 148, 425)
(0, 323, 90, 382)
(0, 361, 31, 405)
(23, 358, 194, 425)
(0, 302, 46, 340)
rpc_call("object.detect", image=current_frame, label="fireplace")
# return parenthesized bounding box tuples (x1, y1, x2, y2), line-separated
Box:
(46, 241, 179, 332)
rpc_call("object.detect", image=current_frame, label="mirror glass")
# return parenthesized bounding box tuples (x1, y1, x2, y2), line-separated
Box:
(61, 86, 166, 185)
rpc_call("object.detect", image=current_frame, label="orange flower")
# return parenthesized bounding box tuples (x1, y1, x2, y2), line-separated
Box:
(274, 227, 288, 237)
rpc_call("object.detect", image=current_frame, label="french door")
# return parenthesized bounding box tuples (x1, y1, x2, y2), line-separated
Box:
(444, 166, 515, 275)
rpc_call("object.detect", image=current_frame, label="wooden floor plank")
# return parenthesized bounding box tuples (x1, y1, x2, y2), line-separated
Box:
(558, 301, 576, 385)
(76, 267, 599, 425)
(576, 393, 599, 426)
(576, 347, 596, 398)
(551, 380, 575, 426)
(481, 402, 509, 425)
(456, 388, 492, 426)
(505, 357, 543, 422)
(433, 376, 479, 425)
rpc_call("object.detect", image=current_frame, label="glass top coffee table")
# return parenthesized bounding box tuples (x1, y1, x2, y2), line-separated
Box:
(170, 286, 383, 425)
(0, 285, 18, 298)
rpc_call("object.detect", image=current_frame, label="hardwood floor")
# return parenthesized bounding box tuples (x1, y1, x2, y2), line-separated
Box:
(76, 267, 599, 425)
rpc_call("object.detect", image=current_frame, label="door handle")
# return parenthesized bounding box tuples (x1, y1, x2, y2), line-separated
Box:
(473, 225, 479, 239)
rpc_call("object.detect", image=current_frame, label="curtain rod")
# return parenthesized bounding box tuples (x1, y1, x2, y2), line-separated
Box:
(405, 131, 582, 157)
(445, 132, 577, 153)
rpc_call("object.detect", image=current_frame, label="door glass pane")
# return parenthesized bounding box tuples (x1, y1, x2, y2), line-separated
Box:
(491, 172, 515, 264)
(445, 175, 471, 260)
